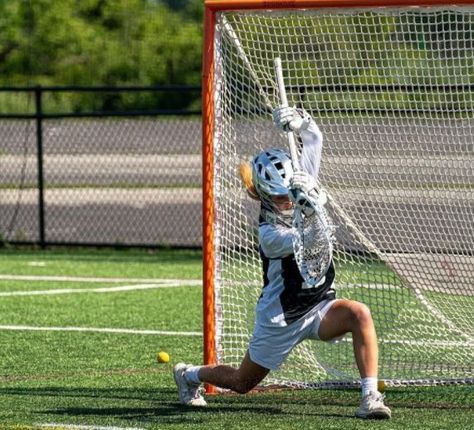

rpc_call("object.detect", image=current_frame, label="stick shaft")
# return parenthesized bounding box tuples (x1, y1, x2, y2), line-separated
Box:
(274, 57, 300, 170)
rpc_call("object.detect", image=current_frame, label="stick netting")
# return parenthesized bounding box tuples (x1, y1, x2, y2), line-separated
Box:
(211, 5, 474, 388)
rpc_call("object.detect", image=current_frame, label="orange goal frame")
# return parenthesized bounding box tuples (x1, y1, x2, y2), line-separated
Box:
(201, 0, 474, 392)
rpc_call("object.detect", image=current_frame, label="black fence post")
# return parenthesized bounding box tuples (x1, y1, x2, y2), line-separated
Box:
(34, 86, 46, 248)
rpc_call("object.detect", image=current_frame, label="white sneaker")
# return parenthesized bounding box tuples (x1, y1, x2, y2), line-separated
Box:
(355, 391, 391, 419)
(173, 362, 207, 406)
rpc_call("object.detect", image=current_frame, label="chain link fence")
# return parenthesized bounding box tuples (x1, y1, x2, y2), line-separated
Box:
(0, 87, 203, 248)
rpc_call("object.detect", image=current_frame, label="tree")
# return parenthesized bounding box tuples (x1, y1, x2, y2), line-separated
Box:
(0, 0, 204, 111)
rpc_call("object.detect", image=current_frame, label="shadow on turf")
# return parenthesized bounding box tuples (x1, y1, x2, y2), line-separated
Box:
(0, 386, 352, 423)
(0, 385, 471, 425)
(0, 386, 160, 402)
(40, 405, 349, 424)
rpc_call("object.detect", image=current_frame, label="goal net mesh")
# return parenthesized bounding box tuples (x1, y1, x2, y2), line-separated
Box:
(211, 5, 474, 387)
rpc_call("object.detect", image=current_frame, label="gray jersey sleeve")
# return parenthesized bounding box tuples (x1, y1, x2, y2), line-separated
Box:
(300, 120, 323, 177)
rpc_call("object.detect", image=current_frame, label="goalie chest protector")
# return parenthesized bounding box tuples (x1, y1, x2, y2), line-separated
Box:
(259, 249, 336, 326)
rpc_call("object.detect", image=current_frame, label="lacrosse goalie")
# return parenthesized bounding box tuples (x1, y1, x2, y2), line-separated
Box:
(173, 105, 391, 420)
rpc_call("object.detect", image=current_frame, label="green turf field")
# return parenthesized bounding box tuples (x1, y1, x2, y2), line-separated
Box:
(0, 247, 472, 430)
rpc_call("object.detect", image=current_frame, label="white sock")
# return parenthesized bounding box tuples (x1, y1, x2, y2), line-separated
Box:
(184, 366, 203, 384)
(361, 377, 378, 397)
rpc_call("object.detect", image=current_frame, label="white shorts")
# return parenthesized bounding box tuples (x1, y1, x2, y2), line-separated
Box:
(248, 299, 341, 370)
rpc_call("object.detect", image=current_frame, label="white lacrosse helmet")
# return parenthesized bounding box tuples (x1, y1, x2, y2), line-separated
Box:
(251, 148, 294, 214)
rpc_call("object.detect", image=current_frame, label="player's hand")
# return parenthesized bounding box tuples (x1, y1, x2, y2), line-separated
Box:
(317, 189, 327, 206)
(290, 170, 318, 195)
(290, 170, 327, 211)
(289, 188, 316, 217)
(272, 106, 312, 133)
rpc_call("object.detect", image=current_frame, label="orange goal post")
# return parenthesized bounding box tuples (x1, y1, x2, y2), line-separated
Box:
(202, 0, 474, 391)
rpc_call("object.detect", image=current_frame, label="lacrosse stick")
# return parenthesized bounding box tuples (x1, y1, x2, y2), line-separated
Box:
(274, 57, 334, 286)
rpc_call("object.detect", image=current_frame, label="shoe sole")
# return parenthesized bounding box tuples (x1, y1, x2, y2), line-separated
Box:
(356, 410, 391, 419)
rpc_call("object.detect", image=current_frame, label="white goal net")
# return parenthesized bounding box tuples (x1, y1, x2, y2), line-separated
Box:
(207, 4, 474, 388)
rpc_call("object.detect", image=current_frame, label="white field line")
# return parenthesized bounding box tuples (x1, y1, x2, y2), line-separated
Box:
(0, 274, 392, 291)
(379, 338, 474, 347)
(0, 282, 201, 297)
(227, 332, 472, 347)
(0, 274, 202, 284)
(1, 325, 466, 346)
(0, 325, 201, 336)
(340, 337, 472, 348)
(37, 423, 146, 430)
(0, 277, 203, 337)
(342, 283, 402, 290)
(236, 280, 401, 290)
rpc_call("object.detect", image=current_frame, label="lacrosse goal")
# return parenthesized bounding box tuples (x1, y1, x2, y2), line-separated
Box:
(203, 0, 474, 390)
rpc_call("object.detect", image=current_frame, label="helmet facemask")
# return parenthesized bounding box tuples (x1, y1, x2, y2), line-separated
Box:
(251, 149, 294, 225)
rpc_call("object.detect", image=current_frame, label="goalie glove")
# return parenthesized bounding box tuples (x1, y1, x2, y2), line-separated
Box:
(291, 170, 318, 196)
(290, 170, 327, 216)
(291, 170, 327, 206)
(272, 105, 312, 134)
(289, 188, 317, 217)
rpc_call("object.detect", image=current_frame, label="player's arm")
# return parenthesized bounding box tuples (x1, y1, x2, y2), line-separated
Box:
(273, 106, 326, 213)
(300, 120, 323, 179)
(272, 105, 323, 178)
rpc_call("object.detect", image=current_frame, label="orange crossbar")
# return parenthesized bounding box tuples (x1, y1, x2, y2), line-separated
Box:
(205, 0, 474, 10)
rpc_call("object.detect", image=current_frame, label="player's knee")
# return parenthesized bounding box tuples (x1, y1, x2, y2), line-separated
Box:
(349, 302, 373, 328)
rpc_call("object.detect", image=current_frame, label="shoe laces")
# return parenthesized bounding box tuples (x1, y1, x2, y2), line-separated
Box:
(194, 386, 205, 399)
(188, 382, 204, 400)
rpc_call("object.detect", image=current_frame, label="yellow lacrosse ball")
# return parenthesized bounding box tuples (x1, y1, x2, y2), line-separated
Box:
(157, 351, 170, 363)
(378, 380, 387, 393)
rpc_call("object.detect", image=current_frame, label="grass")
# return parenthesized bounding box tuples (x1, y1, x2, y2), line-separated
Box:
(0, 246, 472, 430)
(0, 247, 202, 279)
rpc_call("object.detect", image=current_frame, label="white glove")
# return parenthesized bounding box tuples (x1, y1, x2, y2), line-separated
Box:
(290, 170, 327, 214)
(290, 170, 318, 195)
(317, 189, 327, 206)
(272, 106, 312, 133)
(289, 188, 316, 217)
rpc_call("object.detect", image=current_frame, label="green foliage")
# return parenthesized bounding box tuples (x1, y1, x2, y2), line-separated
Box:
(1, 3, 473, 116)
(0, 0, 204, 112)
(0, 0, 203, 88)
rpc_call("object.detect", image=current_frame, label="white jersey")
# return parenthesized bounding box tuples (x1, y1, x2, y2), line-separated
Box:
(256, 121, 336, 327)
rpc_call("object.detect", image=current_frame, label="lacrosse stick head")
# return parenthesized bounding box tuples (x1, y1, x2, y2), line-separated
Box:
(293, 198, 334, 285)
(251, 148, 294, 216)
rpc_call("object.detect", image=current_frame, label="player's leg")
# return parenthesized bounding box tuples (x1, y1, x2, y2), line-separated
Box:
(318, 299, 378, 378)
(198, 351, 270, 394)
(174, 313, 313, 406)
(317, 299, 391, 419)
(173, 352, 269, 406)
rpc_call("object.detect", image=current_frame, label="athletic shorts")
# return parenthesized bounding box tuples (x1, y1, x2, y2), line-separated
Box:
(248, 299, 342, 370)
